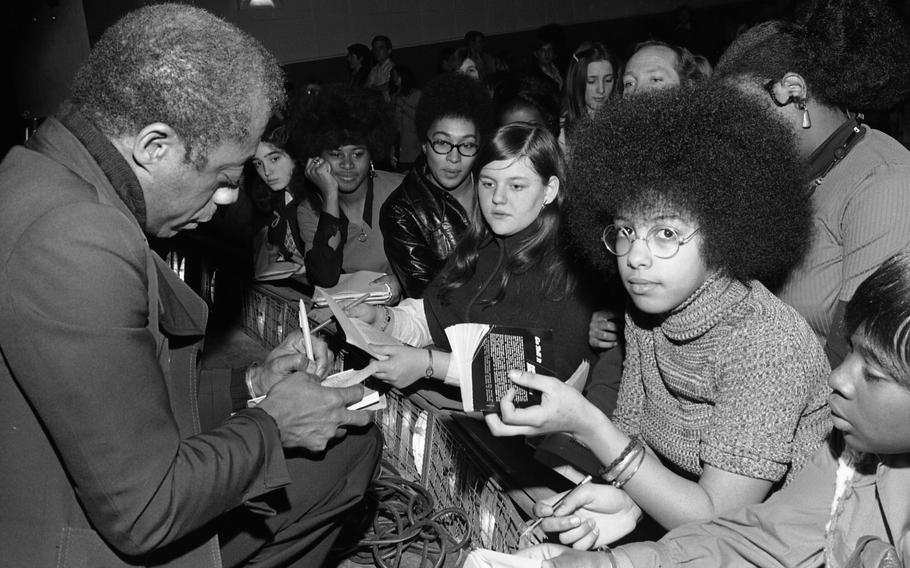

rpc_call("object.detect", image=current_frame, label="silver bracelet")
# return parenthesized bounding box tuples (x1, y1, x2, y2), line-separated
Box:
(245, 362, 259, 398)
(612, 446, 646, 489)
(596, 545, 618, 568)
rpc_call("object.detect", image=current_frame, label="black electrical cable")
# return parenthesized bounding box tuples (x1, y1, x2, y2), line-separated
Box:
(342, 463, 473, 567)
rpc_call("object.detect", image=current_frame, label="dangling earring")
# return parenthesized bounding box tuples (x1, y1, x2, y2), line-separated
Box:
(370, 160, 376, 178)
(797, 99, 811, 129)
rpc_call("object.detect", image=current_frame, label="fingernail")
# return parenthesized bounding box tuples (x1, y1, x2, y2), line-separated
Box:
(569, 516, 581, 526)
(508, 370, 521, 379)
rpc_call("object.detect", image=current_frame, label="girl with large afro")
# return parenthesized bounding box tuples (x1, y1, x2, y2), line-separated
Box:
(291, 84, 403, 289)
(485, 81, 832, 545)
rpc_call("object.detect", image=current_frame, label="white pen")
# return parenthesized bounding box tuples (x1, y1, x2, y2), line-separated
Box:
(520, 474, 593, 540)
(298, 299, 314, 361)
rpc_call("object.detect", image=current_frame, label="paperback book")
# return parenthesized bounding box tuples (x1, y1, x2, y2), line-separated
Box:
(444, 323, 558, 413)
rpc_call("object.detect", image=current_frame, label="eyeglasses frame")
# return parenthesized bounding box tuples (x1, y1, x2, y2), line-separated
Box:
(425, 137, 479, 157)
(601, 224, 701, 259)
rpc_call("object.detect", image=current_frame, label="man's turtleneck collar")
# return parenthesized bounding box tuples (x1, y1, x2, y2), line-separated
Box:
(56, 102, 148, 227)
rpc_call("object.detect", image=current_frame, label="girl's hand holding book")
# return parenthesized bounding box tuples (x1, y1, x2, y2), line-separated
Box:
(484, 370, 604, 441)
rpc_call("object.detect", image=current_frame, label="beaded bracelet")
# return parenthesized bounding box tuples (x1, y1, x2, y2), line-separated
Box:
(377, 305, 392, 332)
(597, 437, 642, 482)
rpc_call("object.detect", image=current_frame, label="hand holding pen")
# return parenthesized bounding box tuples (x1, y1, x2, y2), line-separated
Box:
(521, 475, 642, 550)
(519, 475, 593, 546)
(310, 292, 372, 334)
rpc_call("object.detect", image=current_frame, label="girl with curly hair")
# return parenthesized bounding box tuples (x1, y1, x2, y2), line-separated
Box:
(381, 72, 493, 299)
(714, 0, 910, 367)
(486, 82, 831, 544)
(516, 250, 910, 567)
(293, 84, 404, 289)
(351, 123, 618, 414)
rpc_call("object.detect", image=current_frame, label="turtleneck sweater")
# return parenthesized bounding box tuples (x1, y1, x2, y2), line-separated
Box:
(613, 274, 831, 486)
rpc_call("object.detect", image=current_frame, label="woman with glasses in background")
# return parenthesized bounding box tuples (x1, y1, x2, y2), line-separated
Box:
(381, 72, 493, 299)
(485, 83, 830, 545)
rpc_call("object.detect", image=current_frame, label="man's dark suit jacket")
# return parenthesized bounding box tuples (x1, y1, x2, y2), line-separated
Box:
(0, 107, 290, 567)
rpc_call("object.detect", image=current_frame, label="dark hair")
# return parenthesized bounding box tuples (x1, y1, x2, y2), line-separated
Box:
(391, 65, 418, 97)
(437, 46, 457, 73)
(563, 41, 621, 128)
(71, 4, 285, 169)
(347, 43, 371, 64)
(492, 73, 561, 138)
(438, 123, 572, 304)
(845, 251, 910, 388)
(261, 114, 293, 155)
(715, 0, 910, 110)
(246, 114, 305, 212)
(372, 35, 392, 50)
(465, 30, 484, 45)
(566, 82, 810, 288)
(415, 72, 493, 141)
(292, 83, 394, 162)
(629, 40, 708, 89)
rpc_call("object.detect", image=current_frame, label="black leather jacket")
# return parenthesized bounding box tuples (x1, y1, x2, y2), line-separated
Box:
(379, 161, 471, 298)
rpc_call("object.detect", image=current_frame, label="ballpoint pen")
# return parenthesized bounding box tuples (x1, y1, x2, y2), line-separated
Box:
(309, 292, 372, 334)
(519, 474, 593, 542)
(298, 299, 314, 361)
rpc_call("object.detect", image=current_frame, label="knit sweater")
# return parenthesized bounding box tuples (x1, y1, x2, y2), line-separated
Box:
(613, 275, 831, 485)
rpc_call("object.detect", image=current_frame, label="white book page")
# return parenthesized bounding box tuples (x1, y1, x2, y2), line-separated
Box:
(444, 323, 491, 412)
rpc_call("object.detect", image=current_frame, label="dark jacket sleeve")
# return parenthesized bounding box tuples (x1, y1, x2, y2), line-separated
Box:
(303, 209, 345, 287)
(380, 195, 438, 298)
(0, 203, 290, 556)
(584, 346, 623, 418)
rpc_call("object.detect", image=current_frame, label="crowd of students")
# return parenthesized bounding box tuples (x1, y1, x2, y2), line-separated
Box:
(245, 0, 910, 564)
(4, 0, 910, 566)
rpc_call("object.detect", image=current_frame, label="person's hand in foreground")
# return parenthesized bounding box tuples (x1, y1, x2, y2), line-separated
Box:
(247, 329, 334, 395)
(368, 344, 433, 389)
(534, 483, 641, 549)
(514, 543, 610, 567)
(484, 370, 601, 440)
(256, 372, 372, 451)
(371, 273, 403, 305)
(588, 309, 620, 350)
(346, 303, 384, 326)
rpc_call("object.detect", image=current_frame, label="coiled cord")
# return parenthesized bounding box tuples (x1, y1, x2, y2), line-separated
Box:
(342, 464, 473, 567)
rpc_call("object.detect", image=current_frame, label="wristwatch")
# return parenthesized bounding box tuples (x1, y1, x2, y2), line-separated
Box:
(424, 348, 434, 378)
